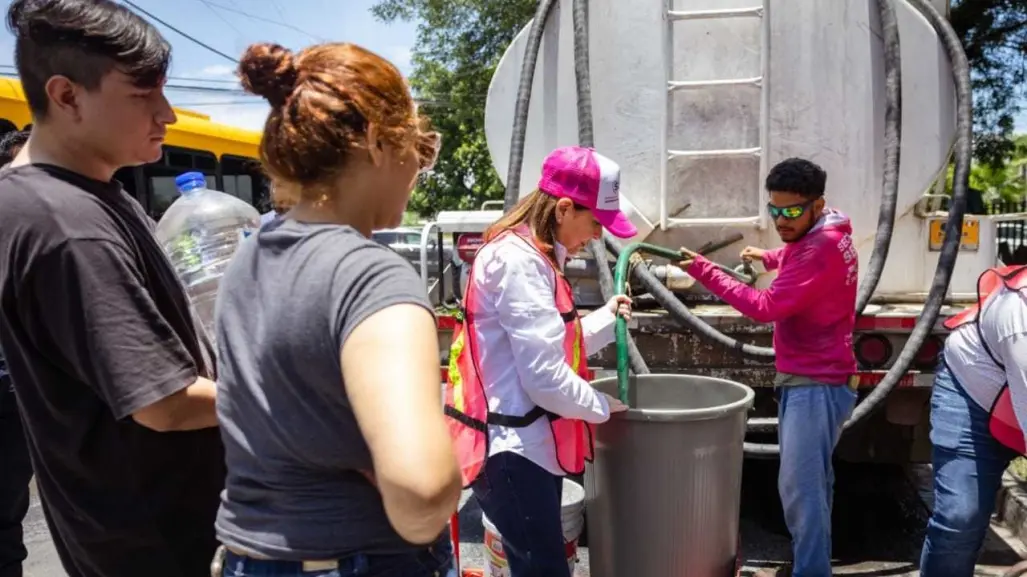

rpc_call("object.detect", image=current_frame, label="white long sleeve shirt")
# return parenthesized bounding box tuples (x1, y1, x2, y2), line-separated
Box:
(470, 232, 617, 475)
(944, 285, 1027, 450)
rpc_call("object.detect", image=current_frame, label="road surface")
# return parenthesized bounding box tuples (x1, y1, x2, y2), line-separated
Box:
(22, 461, 1026, 576)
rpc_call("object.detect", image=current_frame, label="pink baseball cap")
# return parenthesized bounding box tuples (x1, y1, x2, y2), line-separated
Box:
(537, 146, 638, 239)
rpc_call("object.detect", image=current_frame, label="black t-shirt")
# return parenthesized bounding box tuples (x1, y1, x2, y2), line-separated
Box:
(0, 164, 225, 577)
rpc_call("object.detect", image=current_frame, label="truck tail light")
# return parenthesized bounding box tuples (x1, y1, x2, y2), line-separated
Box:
(914, 335, 944, 370)
(854, 334, 892, 370)
(456, 233, 484, 263)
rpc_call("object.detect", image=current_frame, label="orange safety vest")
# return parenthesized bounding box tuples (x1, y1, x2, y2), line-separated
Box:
(443, 230, 595, 487)
(944, 265, 1027, 455)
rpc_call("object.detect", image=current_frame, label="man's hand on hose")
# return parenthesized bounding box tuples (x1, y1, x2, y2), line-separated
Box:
(605, 295, 633, 322)
(740, 246, 765, 263)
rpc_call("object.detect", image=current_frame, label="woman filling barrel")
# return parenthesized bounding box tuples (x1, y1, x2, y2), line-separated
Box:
(211, 41, 462, 576)
(444, 146, 635, 577)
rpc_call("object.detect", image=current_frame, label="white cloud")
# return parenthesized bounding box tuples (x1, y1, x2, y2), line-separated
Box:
(206, 102, 270, 132)
(170, 66, 265, 131)
(387, 46, 414, 75)
(196, 64, 238, 81)
(170, 90, 268, 132)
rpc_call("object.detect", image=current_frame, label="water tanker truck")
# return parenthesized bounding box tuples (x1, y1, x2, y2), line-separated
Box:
(421, 0, 983, 464)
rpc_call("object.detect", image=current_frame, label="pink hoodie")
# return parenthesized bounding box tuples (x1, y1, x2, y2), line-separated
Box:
(686, 209, 858, 384)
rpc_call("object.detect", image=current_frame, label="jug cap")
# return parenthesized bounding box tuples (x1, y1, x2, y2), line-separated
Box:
(175, 171, 207, 194)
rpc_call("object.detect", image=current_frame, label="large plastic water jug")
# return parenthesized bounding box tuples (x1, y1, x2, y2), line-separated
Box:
(154, 171, 260, 342)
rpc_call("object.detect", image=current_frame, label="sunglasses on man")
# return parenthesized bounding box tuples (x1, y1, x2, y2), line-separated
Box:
(767, 201, 813, 220)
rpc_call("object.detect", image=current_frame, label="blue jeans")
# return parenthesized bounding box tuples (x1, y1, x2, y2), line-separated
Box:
(778, 384, 857, 577)
(471, 452, 568, 577)
(919, 361, 1016, 577)
(220, 533, 454, 577)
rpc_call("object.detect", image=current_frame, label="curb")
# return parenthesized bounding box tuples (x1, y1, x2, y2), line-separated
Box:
(996, 470, 1027, 546)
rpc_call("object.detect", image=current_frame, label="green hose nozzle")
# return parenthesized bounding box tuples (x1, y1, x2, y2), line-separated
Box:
(613, 243, 684, 404)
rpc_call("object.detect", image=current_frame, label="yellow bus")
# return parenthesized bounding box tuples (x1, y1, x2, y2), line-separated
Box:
(0, 77, 271, 220)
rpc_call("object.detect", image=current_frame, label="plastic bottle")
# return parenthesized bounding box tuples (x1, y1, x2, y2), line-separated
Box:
(154, 171, 261, 342)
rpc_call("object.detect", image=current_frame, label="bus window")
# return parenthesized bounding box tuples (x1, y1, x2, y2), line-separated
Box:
(113, 167, 146, 206)
(221, 154, 269, 211)
(143, 145, 218, 220)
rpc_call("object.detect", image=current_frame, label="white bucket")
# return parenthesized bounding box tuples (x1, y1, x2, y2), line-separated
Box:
(482, 478, 585, 577)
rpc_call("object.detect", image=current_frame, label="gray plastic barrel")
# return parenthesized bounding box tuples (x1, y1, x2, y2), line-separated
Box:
(585, 374, 755, 577)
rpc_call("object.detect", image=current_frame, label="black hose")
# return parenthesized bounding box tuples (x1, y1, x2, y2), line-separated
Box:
(855, 0, 903, 315)
(571, 0, 651, 373)
(503, 0, 559, 212)
(844, 0, 973, 429)
(571, 0, 594, 150)
(604, 236, 776, 357)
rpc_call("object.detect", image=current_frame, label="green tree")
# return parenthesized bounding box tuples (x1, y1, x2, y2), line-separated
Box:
(372, 0, 536, 217)
(950, 0, 1027, 166)
(945, 134, 1027, 201)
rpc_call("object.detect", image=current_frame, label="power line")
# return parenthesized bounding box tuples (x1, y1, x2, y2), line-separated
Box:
(201, 0, 323, 42)
(264, 0, 308, 45)
(195, 0, 244, 39)
(163, 85, 251, 94)
(0, 71, 252, 96)
(122, 0, 238, 63)
(174, 100, 265, 107)
(165, 76, 240, 85)
(0, 67, 481, 105)
(267, 0, 287, 22)
(0, 64, 241, 85)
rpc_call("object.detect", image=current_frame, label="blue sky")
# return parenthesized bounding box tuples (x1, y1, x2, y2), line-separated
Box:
(0, 0, 418, 131)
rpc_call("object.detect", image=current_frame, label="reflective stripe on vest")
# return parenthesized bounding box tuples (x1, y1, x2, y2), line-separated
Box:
(443, 229, 595, 487)
(944, 265, 1027, 455)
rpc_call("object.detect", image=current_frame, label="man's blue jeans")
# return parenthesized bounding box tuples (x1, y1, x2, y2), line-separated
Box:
(919, 361, 1017, 577)
(778, 384, 857, 577)
(471, 451, 568, 577)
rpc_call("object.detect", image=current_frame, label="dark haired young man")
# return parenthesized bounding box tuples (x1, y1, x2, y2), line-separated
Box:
(677, 158, 858, 577)
(0, 1, 224, 576)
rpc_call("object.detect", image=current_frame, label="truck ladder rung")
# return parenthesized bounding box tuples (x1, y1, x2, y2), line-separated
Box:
(668, 77, 762, 91)
(667, 7, 762, 21)
(667, 147, 761, 160)
(666, 216, 763, 228)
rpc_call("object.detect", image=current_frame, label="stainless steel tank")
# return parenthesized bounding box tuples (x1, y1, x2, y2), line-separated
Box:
(585, 374, 755, 577)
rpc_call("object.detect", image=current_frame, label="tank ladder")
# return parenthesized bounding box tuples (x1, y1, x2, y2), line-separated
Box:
(658, 0, 771, 230)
